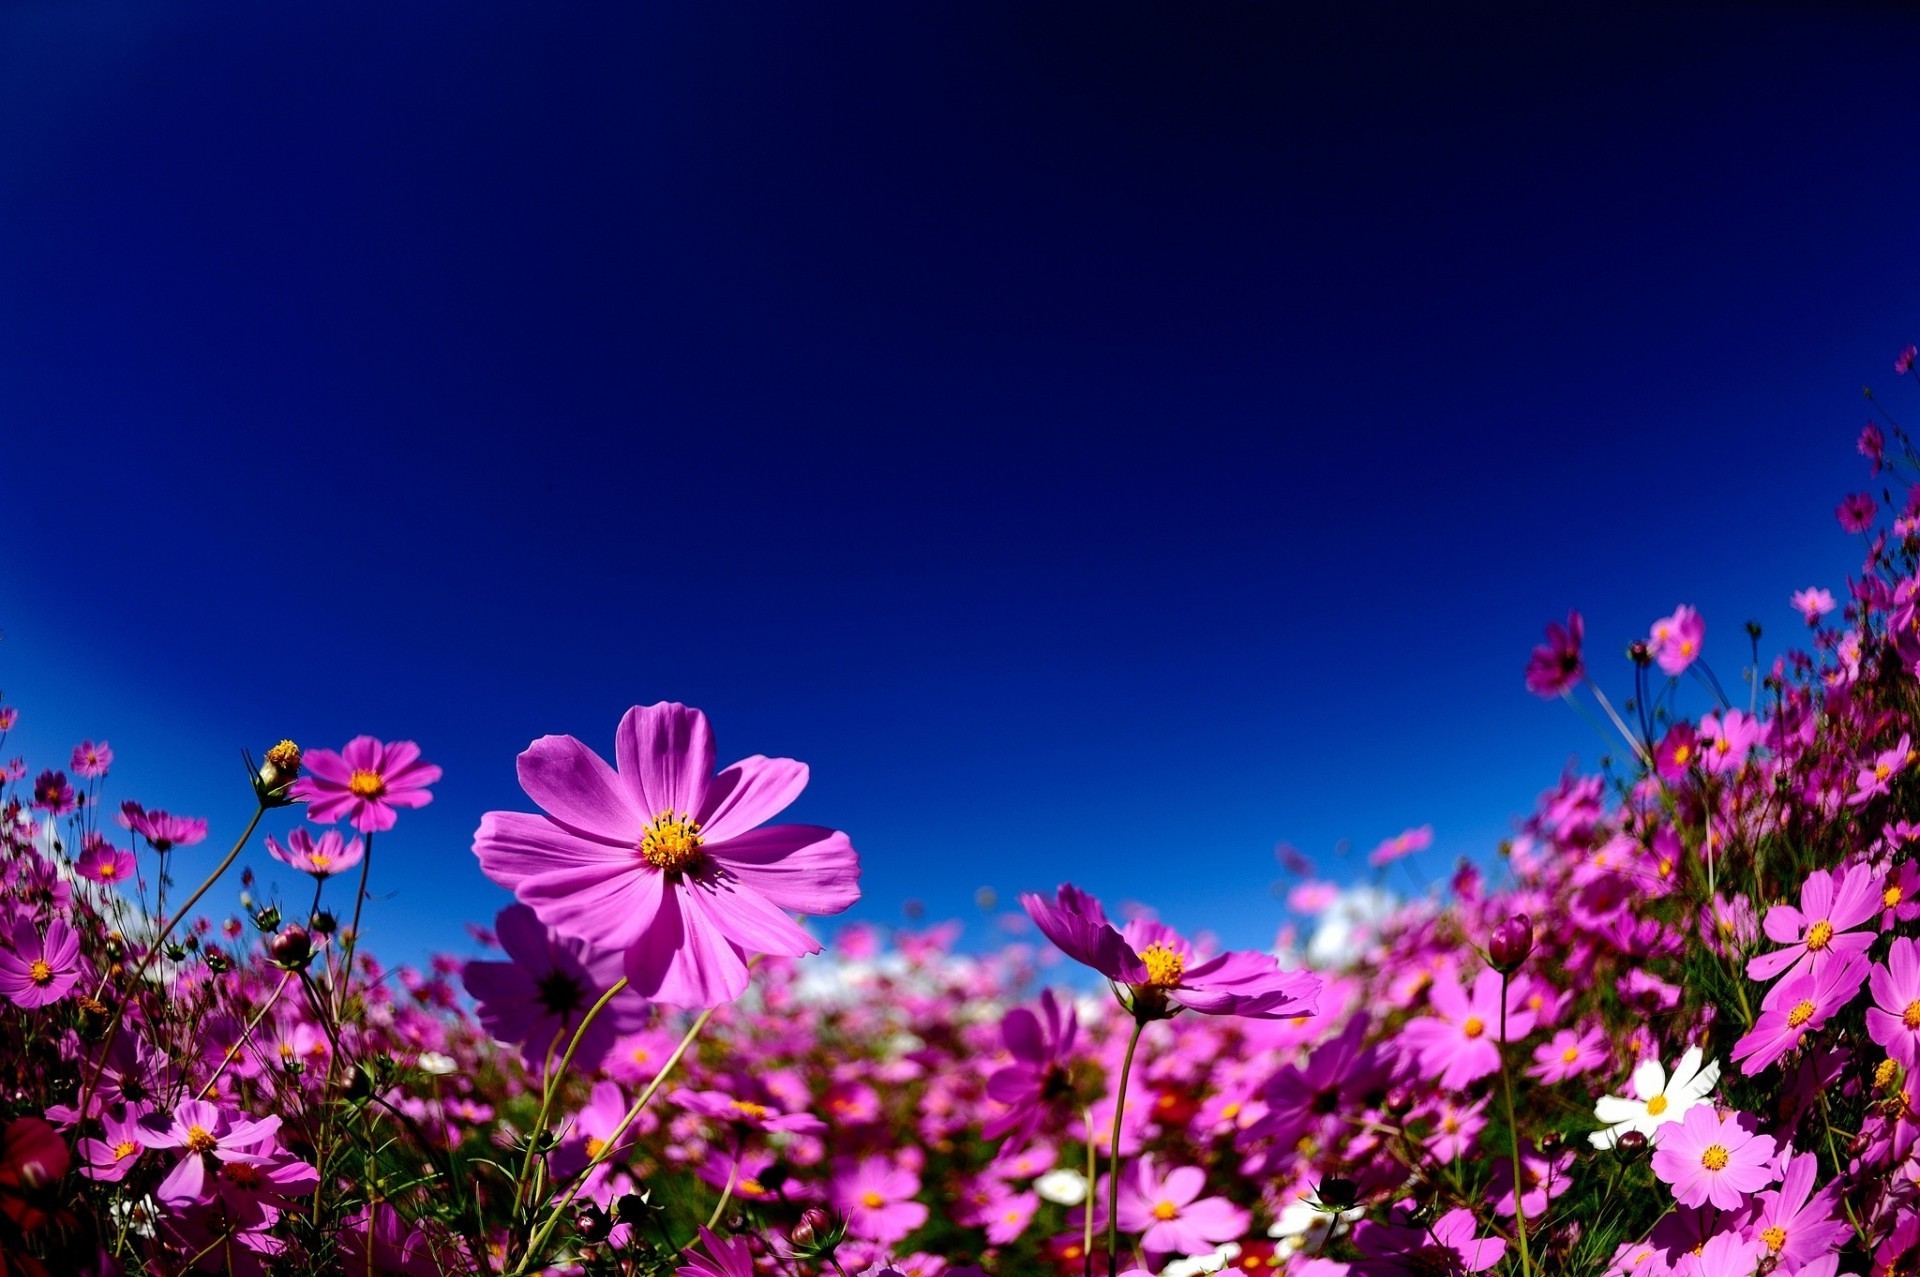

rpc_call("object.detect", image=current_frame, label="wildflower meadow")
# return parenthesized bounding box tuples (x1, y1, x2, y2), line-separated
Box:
(7, 357, 1920, 1277)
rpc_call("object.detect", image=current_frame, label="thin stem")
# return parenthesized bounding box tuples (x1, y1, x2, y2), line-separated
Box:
(334, 831, 375, 1021)
(1498, 972, 1533, 1277)
(193, 969, 295, 1101)
(512, 978, 632, 1221)
(1107, 1018, 1147, 1277)
(1083, 1107, 1096, 1277)
(512, 1001, 721, 1275)
(705, 1141, 742, 1229)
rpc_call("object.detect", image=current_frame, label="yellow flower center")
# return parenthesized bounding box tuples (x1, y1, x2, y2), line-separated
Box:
(731, 1100, 770, 1120)
(310, 852, 331, 870)
(27, 959, 52, 986)
(278, 1043, 296, 1061)
(1888, 885, 1906, 908)
(1152, 1201, 1179, 1221)
(1645, 1094, 1668, 1116)
(1700, 1144, 1730, 1171)
(266, 740, 302, 771)
(112, 1139, 137, 1161)
(1905, 1001, 1920, 1031)
(585, 1137, 608, 1159)
(347, 769, 386, 799)
(1786, 999, 1816, 1028)
(1805, 919, 1834, 951)
(185, 1125, 218, 1155)
(1220, 1102, 1241, 1121)
(738, 1178, 767, 1197)
(1561, 1047, 1579, 1063)
(1761, 1225, 1787, 1252)
(1877, 1057, 1901, 1089)
(98, 861, 119, 879)
(1878, 762, 1892, 779)
(861, 1190, 885, 1209)
(1658, 859, 1674, 879)
(1673, 744, 1692, 766)
(1139, 943, 1186, 989)
(224, 1162, 261, 1188)
(1461, 1016, 1485, 1039)
(638, 811, 704, 873)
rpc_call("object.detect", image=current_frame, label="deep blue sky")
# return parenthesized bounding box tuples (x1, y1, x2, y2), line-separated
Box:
(2, 2, 1916, 969)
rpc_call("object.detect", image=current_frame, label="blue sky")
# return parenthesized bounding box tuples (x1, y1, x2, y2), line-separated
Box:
(2, 2, 1917, 969)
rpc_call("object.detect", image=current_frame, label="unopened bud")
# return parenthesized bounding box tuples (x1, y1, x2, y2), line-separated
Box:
(572, 1202, 611, 1242)
(791, 1207, 834, 1250)
(253, 905, 281, 933)
(310, 910, 338, 936)
(1315, 1177, 1360, 1211)
(1627, 640, 1651, 666)
(1615, 1129, 1649, 1156)
(1489, 914, 1534, 974)
(270, 925, 314, 971)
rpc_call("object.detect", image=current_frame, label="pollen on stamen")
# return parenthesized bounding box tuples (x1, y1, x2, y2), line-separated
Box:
(27, 959, 52, 986)
(1138, 943, 1186, 989)
(1786, 999, 1816, 1029)
(1804, 919, 1835, 951)
(346, 769, 386, 800)
(638, 811, 705, 874)
(1645, 1094, 1668, 1116)
(1904, 1000, 1920, 1030)
(184, 1125, 218, 1155)
(1151, 1200, 1179, 1221)
(1699, 1144, 1729, 1171)
(1461, 1015, 1485, 1040)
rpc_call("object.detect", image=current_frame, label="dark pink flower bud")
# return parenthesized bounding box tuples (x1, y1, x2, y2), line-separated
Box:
(1489, 914, 1533, 974)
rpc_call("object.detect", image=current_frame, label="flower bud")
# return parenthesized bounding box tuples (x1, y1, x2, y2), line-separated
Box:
(791, 1207, 832, 1249)
(270, 925, 314, 971)
(1315, 1177, 1360, 1211)
(572, 1202, 611, 1242)
(253, 905, 282, 933)
(1489, 914, 1534, 974)
(310, 910, 338, 936)
(1383, 1087, 1414, 1118)
(1615, 1129, 1648, 1156)
(257, 739, 302, 796)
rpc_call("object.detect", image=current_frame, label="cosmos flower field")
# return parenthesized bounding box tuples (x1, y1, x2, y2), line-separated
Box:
(7, 361, 1920, 1277)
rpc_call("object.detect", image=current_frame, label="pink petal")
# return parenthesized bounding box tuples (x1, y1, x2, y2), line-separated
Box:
(474, 810, 625, 892)
(517, 861, 664, 953)
(697, 755, 809, 843)
(706, 825, 861, 916)
(517, 734, 644, 841)
(683, 876, 820, 959)
(623, 883, 750, 1008)
(615, 703, 715, 819)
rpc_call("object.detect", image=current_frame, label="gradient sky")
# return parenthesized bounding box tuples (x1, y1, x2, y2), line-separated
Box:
(3, 2, 1917, 970)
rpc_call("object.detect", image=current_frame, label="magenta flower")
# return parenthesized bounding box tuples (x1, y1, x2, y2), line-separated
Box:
(264, 827, 365, 879)
(1396, 968, 1536, 1090)
(1752, 1149, 1849, 1269)
(1868, 935, 1920, 1070)
(1526, 1025, 1609, 1084)
(70, 740, 112, 779)
(1679, 1231, 1765, 1277)
(1849, 733, 1914, 806)
(1839, 492, 1878, 533)
(1022, 884, 1319, 1019)
(1698, 710, 1762, 775)
(28, 770, 74, 817)
(293, 736, 440, 833)
(1525, 610, 1585, 698)
(1791, 587, 1836, 624)
(677, 1226, 754, 1277)
(1731, 951, 1868, 1075)
(671, 1087, 825, 1136)
(0, 919, 82, 1008)
(1746, 863, 1879, 984)
(1352, 1206, 1506, 1275)
(136, 1100, 283, 1205)
(1649, 606, 1705, 675)
(77, 1109, 147, 1183)
(1368, 824, 1433, 867)
(984, 987, 1079, 1152)
(0, 707, 15, 732)
(473, 703, 860, 1008)
(1106, 1156, 1249, 1258)
(73, 837, 135, 886)
(1489, 1145, 1573, 1219)
(831, 1156, 928, 1244)
(122, 805, 208, 853)
(461, 903, 650, 1071)
(1649, 1105, 1777, 1209)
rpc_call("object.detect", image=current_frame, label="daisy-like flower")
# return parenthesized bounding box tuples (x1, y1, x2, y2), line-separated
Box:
(1850, 734, 1915, 807)
(678, 1227, 754, 1277)
(121, 805, 208, 853)
(473, 703, 860, 1008)
(1867, 935, 1920, 1070)
(1100, 1156, 1249, 1260)
(73, 836, 135, 886)
(1698, 711, 1762, 776)
(293, 736, 440, 833)
(984, 987, 1079, 1153)
(1351, 1205, 1506, 1275)
(831, 1156, 928, 1245)
(1022, 884, 1319, 1020)
(1791, 588, 1836, 624)
(264, 827, 365, 879)
(461, 903, 650, 1072)
(1588, 1046, 1720, 1150)
(1746, 863, 1879, 984)
(1731, 951, 1869, 1075)
(1368, 825, 1433, 868)
(70, 740, 112, 779)
(1651, 1105, 1777, 1209)
(1674, 1231, 1765, 1277)
(1526, 1025, 1609, 1084)
(1751, 1149, 1850, 1269)
(1396, 968, 1535, 1090)
(77, 1109, 147, 1183)
(0, 919, 83, 1009)
(671, 1087, 826, 1136)
(136, 1101, 283, 1206)
(1649, 606, 1705, 676)
(1525, 610, 1585, 698)
(29, 770, 74, 817)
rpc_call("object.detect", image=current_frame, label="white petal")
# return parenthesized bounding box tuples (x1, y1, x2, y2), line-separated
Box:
(1594, 1096, 1647, 1124)
(1632, 1057, 1668, 1102)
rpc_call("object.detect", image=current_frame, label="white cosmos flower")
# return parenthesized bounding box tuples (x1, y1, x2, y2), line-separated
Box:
(1268, 1196, 1363, 1256)
(1035, 1168, 1088, 1205)
(1588, 1046, 1720, 1149)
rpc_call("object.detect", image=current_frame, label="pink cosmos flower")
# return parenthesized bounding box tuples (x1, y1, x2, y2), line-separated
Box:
(461, 903, 650, 1071)
(1698, 711, 1761, 776)
(1489, 1145, 1573, 1219)
(1396, 968, 1536, 1090)
(1849, 734, 1914, 806)
(1790, 588, 1836, 624)
(264, 827, 365, 879)
(1525, 611, 1585, 698)
(1649, 606, 1705, 676)
(1105, 1156, 1249, 1259)
(77, 1109, 147, 1183)
(678, 1226, 754, 1277)
(473, 703, 860, 1008)
(671, 1087, 825, 1136)
(293, 736, 440, 833)
(1649, 1105, 1777, 1209)
(1752, 1149, 1850, 1269)
(1868, 935, 1920, 1070)
(831, 1156, 928, 1245)
(1838, 492, 1877, 533)
(1655, 721, 1699, 781)
(1901, 345, 1918, 374)
(1746, 863, 1879, 983)
(29, 770, 74, 816)
(1022, 884, 1319, 1019)
(122, 805, 208, 853)
(1368, 825, 1433, 867)
(1674, 1231, 1765, 1277)
(0, 919, 83, 1008)
(0, 707, 15, 732)
(984, 987, 1078, 1153)
(1526, 1025, 1609, 1084)
(136, 1100, 283, 1206)
(1351, 1205, 1506, 1275)
(73, 836, 135, 886)
(1731, 951, 1868, 1075)
(70, 740, 112, 779)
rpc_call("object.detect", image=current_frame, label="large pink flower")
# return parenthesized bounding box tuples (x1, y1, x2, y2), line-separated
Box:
(473, 703, 860, 1008)
(293, 736, 440, 833)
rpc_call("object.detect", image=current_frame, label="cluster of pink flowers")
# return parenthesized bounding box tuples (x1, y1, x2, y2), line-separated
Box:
(5, 350, 1920, 1276)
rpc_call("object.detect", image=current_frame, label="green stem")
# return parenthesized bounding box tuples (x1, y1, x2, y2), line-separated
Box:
(1499, 972, 1533, 1277)
(1083, 1106, 1096, 1277)
(511, 977, 631, 1222)
(1107, 1018, 1147, 1277)
(705, 1140, 742, 1229)
(334, 830, 375, 1021)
